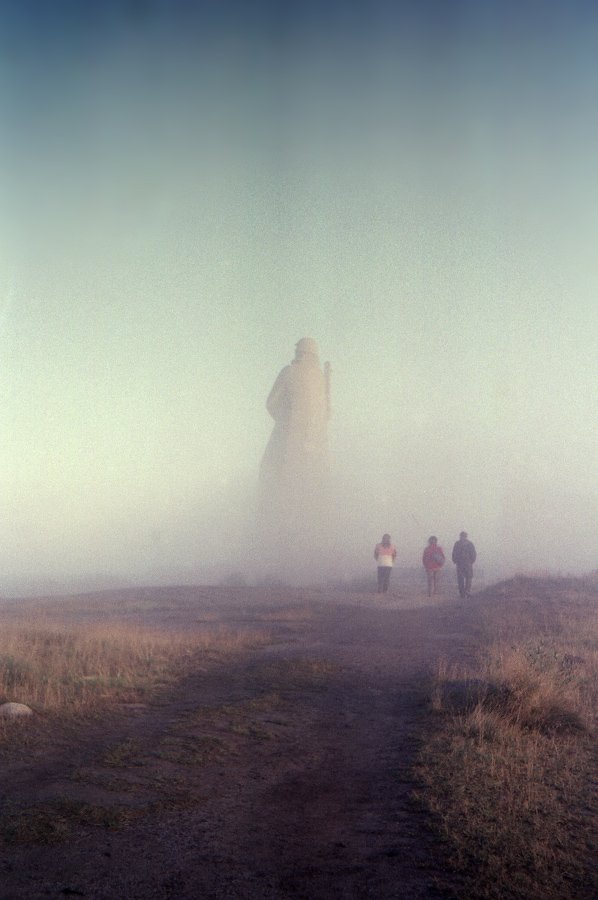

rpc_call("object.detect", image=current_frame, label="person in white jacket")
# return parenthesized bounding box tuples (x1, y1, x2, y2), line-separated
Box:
(374, 534, 397, 594)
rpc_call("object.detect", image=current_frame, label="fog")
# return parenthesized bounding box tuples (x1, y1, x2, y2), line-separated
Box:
(1, 2, 597, 596)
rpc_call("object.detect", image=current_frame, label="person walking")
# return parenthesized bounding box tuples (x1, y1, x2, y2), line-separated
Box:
(374, 534, 397, 594)
(422, 536, 445, 598)
(451, 531, 477, 598)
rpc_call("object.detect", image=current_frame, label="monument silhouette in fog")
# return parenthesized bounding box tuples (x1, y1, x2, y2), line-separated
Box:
(258, 338, 331, 575)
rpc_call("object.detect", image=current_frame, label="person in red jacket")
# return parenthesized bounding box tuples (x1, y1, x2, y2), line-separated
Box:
(374, 534, 397, 594)
(422, 535, 445, 598)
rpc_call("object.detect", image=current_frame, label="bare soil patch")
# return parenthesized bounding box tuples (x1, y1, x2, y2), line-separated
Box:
(0, 581, 594, 898)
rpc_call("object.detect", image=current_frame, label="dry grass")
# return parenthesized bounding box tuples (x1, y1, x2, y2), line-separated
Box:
(250, 604, 317, 623)
(0, 596, 268, 726)
(416, 577, 597, 899)
(0, 797, 146, 845)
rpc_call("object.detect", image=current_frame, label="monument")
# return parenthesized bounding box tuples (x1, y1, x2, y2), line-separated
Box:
(257, 338, 332, 578)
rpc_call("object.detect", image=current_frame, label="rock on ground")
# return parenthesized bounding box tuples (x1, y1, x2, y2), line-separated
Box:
(0, 701, 33, 718)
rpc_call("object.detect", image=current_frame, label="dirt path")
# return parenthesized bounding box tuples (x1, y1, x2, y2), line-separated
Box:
(0, 586, 478, 899)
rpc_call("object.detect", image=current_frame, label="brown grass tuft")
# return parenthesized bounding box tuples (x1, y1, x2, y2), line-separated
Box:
(415, 577, 597, 899)
(0, 597, 269, 730)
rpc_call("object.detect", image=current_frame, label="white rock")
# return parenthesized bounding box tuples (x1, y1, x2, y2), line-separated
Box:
(0, 702, 34, 718)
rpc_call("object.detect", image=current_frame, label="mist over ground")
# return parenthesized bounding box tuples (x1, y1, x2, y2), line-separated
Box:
(1, 1, 597, 596)
(2, 452, 595, 597)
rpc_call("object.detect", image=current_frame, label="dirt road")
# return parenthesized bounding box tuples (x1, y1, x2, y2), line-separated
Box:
(0, 585, 477, 899)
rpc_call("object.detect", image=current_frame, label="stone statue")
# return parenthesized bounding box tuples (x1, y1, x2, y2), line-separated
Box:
(260, 337, 330, 496)
(258, 339, 331, 569)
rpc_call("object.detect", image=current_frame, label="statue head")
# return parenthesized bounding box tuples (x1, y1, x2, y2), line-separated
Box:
(294, 337, 319, 360)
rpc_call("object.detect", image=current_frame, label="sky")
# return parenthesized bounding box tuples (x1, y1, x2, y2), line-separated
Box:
(1, 0, 597, 591)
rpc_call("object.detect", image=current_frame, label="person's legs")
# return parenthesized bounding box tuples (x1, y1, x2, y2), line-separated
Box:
(426, 570, 433, 598)
(464, 568, 473, 597)
(432, 570, 438, 595)
(381, 567, 391, 593)
(457, 567, 466, 598)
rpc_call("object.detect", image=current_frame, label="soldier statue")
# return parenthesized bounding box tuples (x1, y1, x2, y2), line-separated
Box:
(258, 338, 332, 573)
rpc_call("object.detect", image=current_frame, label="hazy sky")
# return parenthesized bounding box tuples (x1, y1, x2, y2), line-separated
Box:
(1, 0, 597, 588)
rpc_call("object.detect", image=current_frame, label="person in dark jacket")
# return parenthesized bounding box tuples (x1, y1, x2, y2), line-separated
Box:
(451, 531, 477, 598)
